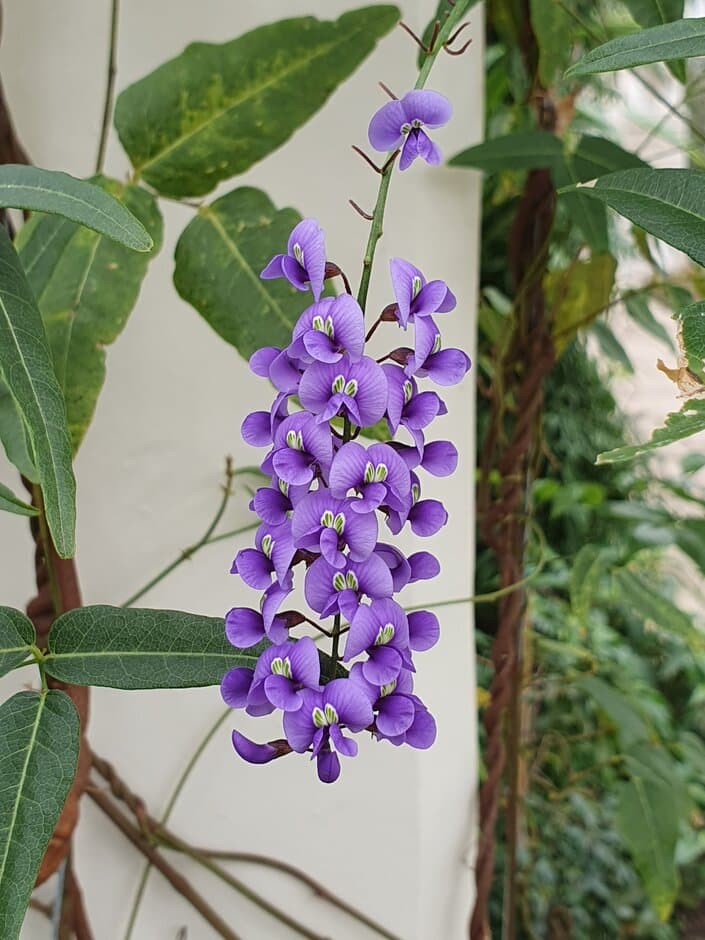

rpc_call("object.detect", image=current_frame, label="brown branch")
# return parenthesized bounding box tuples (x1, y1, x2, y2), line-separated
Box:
(470, 4, 558, 933)
(91, 751, 402, 940)
(87, 786, 243, 940)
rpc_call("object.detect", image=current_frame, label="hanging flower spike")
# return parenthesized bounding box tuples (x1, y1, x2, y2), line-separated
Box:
(260, 218, 326, 301)
(368, 89, 452, 171)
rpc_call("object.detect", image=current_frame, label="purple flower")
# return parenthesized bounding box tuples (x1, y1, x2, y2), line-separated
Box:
(248, 637, 320, 713)
(261, 578, 293, 642)
(406, 325, 471, 386)
(231, 730, 292, 765)
(389, 258, 456, 328)
(386, 472, 448, 537)
(344, 598, 413, 685)
(283, 678, 374, 783)
(250, 346, 304, 395)
(384, 364, 447, 439)
(251, 477, 309, 526)
(349, 664, 417, 737)
(260, 218, 326, 301)
(368, 89, 452, 171)
(291, 491, 378, 568)
(408, 609, 440, 651)
(226, 607, 271, 648)
(289, 295, 365, 364)
(241, 394, 289, 448)
(264, 413, 333, 486)
(232, 522, 294, 590)
(374, 542, 412, 593)
(298, 355, 388, 427)
(390, 438, 459, 476)
(305, 553, 394, 620)
(408, 550, 441, 582)
(329, 441, 411, 513)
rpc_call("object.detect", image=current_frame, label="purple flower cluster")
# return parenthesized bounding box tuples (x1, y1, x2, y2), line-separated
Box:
(221, 89, 469, 783)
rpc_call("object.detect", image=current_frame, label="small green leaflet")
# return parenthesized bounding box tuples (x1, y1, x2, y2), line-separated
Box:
(0, 690, 79, 940)
(578, 675, 651, 749)
(0, 607, 35, 679)
(0, 482, 37, 517)
(616, 772, 679, 920)
(16, 177, 163, 451)
(567, 17, 705, 77)
(597, 399, 705, 463)
(0, 165, 152, 251)
(0, 228, 75, 558)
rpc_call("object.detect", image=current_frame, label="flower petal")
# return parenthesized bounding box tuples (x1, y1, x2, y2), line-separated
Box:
(368, 98, 407, 151)
(264, 673, 302, 711)
(408, 610, 440, 651)
(325, 678, 374, 730)
(400, 89, 452, 128)
(232, 730, 284, 764)
(422, 440, 459, 476)
(376, 694, 415, 736)
(316, 748, 341, 783)
(390, 257, 424, 327)
(330, 723, 358, 757)
(225, 607, 265, 647)
(220, 667, 254, 708)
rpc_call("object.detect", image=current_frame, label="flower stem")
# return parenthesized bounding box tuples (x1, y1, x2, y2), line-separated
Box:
(354, 0, 474, 313)
(120, 458, 241, 607)
(94, 0, 120, 174)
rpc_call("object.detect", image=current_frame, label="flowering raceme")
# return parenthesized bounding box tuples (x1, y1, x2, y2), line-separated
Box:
(222, 88, 470, 783)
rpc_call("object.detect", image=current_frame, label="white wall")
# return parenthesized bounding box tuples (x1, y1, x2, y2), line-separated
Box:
(0, 2, 482, 938)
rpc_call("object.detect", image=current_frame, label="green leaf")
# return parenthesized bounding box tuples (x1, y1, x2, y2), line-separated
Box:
(577, 675, 651, 749)
(624, 0, 686, 79)
(451, 132, 645, 178)
(530, 0, 576, 85)
(675, 517, 705, 576)
(676, 300, 705, 365)
(0, 383, 37, 482)
(450, 130, 564, 172)
(547, 253, 617, 353)
(0, 165, 152, 251)
(453, 133, 645, 251)
(115, 7, 400, 198)
(614, 568, 703, 646)
(0, 228, 75, 557)
(625, 292, 674, 349)
(567, 17, 705, 77)
(597, 399, 705, 463)
(570, 544, 607, 623)
(15, 178, 163, 451)
(570, 168, 705, 268)
(0, 482, 37, 517)
(615, 772, 679, 920)
(45, 605, 254, 689)
(174, 187, 306, 358)
(592, 319, 634, 371)
(45, 605, 343, 689)
(0, 608, 34, 679)
(0, 690, 79, 940)
(624, 0, 684, 30)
